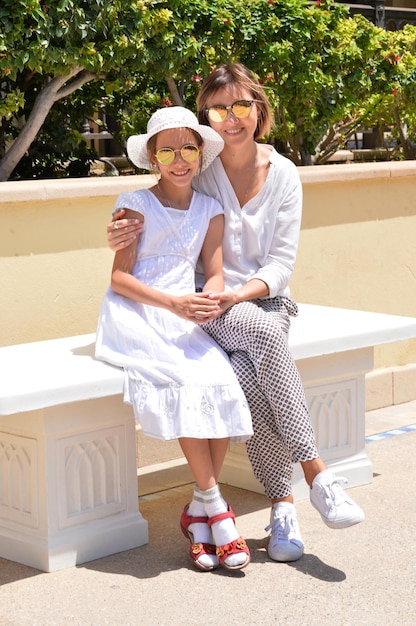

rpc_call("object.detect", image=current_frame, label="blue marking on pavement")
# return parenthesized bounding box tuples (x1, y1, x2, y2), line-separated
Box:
(365, 423, 416, 444)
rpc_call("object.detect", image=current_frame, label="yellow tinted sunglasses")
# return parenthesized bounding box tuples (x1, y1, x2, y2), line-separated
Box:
(155, 144, 200, 165)
(204, 99, 255, 123)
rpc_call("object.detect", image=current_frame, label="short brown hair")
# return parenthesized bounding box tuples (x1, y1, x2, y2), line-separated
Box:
(196, 63, 273, 141)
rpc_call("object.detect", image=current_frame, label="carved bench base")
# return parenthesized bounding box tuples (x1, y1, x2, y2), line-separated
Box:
(221, 348, 374, 498)
(0, 396, 148, 572)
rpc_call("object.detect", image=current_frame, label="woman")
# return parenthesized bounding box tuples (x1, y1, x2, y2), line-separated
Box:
(107, 63, 364, 563)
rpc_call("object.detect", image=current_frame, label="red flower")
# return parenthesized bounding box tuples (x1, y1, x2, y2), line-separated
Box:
(384, 51, 400, 64)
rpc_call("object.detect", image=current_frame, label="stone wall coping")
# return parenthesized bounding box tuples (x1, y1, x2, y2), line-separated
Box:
(2, 161, 416, 203)
(299, 160, 416, 184)
(2, 174, 155, 202)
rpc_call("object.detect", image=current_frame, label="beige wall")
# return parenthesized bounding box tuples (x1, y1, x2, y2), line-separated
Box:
(1, 162, 416, 372)
(291, 161, 416, 369)
(1, 176, 154, 346)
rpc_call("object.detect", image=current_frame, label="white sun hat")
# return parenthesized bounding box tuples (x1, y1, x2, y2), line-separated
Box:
(126, 106, 224, 172)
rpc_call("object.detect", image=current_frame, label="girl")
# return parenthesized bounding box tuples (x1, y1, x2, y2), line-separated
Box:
(95, 106, 252, 572)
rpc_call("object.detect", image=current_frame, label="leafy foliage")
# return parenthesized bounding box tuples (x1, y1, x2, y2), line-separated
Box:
(1, 0, 415, 179)
(0, 0, 165, 180)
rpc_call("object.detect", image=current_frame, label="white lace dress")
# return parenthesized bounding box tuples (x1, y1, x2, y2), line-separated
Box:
(95, 189, 252, 442)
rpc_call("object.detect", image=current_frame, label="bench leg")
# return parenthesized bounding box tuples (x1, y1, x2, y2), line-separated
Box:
(0, 396, 148, 572)
(221, 348, 374, 499)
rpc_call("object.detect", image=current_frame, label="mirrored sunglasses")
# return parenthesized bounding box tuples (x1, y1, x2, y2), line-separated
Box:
(204, 99, 255, 123)
(155, 144, 200, 165)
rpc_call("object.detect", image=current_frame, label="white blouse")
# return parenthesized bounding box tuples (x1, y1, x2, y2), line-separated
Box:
(193, 146, 302, 299)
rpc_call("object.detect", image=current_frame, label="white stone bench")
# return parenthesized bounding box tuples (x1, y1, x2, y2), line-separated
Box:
(0, 335, 147, 573)
(1, 304, 416, 572)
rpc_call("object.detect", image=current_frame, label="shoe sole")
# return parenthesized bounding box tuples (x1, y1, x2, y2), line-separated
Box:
(220, 555, 251, 571)
(267, 547, 304, 562)
(190, 556, 219, 572)
(320, 514, 365, 529)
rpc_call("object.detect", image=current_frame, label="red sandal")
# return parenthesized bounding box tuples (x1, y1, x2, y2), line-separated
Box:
(207, 506, 250, 571)
(180, 504, 219, 571)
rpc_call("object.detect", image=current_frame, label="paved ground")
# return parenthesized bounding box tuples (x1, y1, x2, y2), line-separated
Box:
(1, 402, 415, 626)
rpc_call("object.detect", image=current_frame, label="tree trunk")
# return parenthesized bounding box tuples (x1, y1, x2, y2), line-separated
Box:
(393, 102, 414, 161)
(300, 148, 312, 166)
(0, 67, 94, 182)
(165, 77, 184, 106)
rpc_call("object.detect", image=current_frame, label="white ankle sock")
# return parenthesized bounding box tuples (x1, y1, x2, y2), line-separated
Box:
(187, 486, 213, 545)
(201, 485, 247, 569)
(202, 485, 238, 545)
(188, 486, 206, 517)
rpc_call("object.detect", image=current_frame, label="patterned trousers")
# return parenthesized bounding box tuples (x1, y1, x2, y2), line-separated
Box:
(203, 297, 319, 499)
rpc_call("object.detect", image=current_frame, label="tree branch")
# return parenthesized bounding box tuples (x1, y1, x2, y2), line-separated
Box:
(56, 70, 97, 100)
(0, 66, 96, 181)
(279, 105, 300, 165)
(165, 77, 184, 106)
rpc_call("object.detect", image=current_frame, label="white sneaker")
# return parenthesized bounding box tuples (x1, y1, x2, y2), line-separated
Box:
(310, 470, 365, 529)
(265, 502, 304, 562)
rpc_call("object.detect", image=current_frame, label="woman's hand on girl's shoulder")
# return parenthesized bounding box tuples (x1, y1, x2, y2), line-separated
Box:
(107, 209, 143, 252)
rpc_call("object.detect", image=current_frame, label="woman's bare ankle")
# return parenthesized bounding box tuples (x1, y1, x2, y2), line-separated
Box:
(301, 458, 327, 486)
(271, 495, 294, 505)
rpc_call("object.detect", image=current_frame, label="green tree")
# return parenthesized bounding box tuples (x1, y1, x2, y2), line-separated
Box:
(0, 0, 171, 181)
(1, 0, 415, 180)
(358, 24, 416, 160)
(199, 0, 409, 164)
(102, 0, 414, 165)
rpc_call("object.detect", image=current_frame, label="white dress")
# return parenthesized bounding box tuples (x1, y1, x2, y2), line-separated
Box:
(95, 189, 252, 442)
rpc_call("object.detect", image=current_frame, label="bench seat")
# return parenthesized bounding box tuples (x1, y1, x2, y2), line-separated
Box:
(1, 304, 416, 572)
